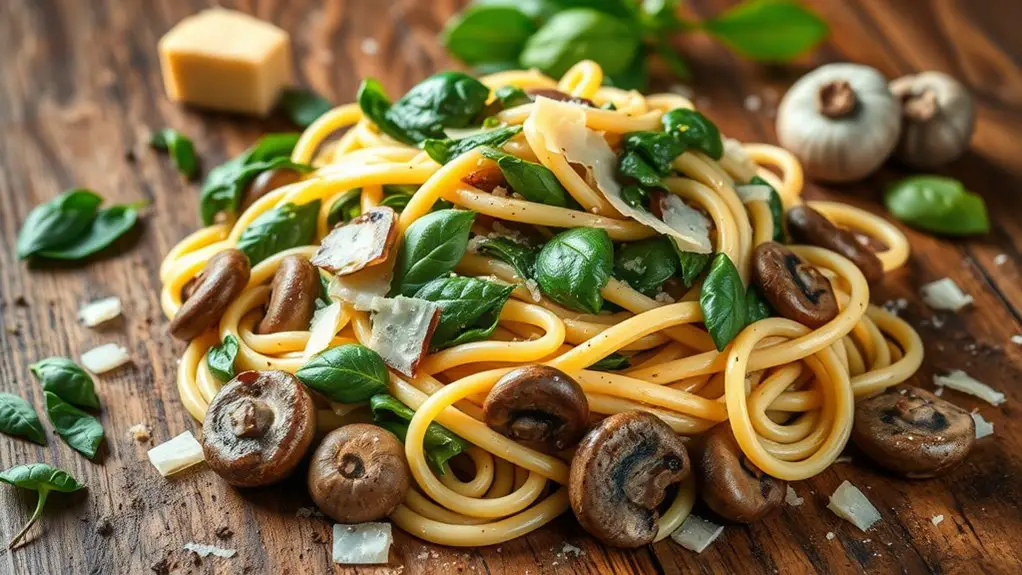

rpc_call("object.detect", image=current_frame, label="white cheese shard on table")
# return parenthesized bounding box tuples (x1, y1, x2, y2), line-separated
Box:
(827, 480, 881, 532)
(184, 542, 236, 559)
(81, 343, 131, 374)
(332, 522, 392, 565)
(148, 431, 205, 476)
(933, 370, 1005, 406)
(931, 514, 945, 526)
(79, 297, 122, 327)
(921, 278, 973, 312)
(785, 485, 805, 507)
(670, 514, 724, 553)
(971, 411, 994, 439)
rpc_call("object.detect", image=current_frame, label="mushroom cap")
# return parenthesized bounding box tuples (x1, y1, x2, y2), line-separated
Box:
(569, 411, 690, 548)
(786, 206, 884, 284)
(243, 168, 302, 210)
(752, 242, 839, 329)
(202, 370, 316, 487)
(170, 249, 251, 340)
(256, 255, 320, 334)
(696, 424, 785, 523)
(484, 366, 589, 454)
(851, 386, 975, 478)
(308, 423, 410, 523)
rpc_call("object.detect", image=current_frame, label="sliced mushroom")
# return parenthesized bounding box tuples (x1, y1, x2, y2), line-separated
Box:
(484, 366, 589, 454)
(202, 370, 316, 486)
(170, 249, 251, 340)
(526, 88, 596, 108)
(463, 163, 508, 193)
(308, 423, 410, 522)
(311, 206, 398, 276)
(752, 241, 839, 329)
(243, 168, 302, 210)
(851, 386, 975, 478)
(569, 411, 690, 548)
(786, 206, 884, 284)
(257, 255, 320, 334)
(696, 424, 785, 523)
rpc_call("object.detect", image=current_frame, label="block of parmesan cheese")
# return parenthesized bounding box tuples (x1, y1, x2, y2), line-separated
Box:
(158, 9, 292, 116)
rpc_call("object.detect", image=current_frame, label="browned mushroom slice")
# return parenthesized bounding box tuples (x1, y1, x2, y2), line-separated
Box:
(170, 249, 251, 341)
(786, 206, 884, 284)
(569, 411, 690, 548)
(484, 366, 589, 454)
(308, 423, 411, 523)
(752, 241, 838, 329)
(462, 162, 508, 193)
(527, 88, 596, 108)
(257, 255, 321, 334)
(696, 424, 785, 523)
(851, 386, 975, 478)
(311, 207, 398, 276)
(201, 370, 317, 487)
(242, 168, 302, 211)
(367, 296, 441, 377)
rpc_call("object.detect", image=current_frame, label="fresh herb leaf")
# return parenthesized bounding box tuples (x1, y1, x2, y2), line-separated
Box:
(622, 131, 686, 175)
(279, 88, 333, 128)
(618, 151, 665, 189)
(703, 0, 828, 62)
(296, 344, 390, 403)
(392, 209, 476, 296)
(16, 189, 103, 260)
(479, 146, 570, 207)
(661, 108, 723, 160)
(614, 237, 679, 297)
(415, 276, 514, 348)
(236, 200, 321, 265)
(652, 37, 691, 80)
(494, 85, 532, 108)
(369, 394, 467, 474)
(520, 9, 640, 78)
(206, 335, 239, 382)
(675, 249, 712, 288)
(0, 393, 46, 445)
(357, 78, 415, 145)
(443, 6, 537, 65)
(44, 392, 104, 460)
(0, 463, 83, 549)
(36, 204, 140, 260)
(620, 184, 650, 211)
(362, 72, 492, 145)
(750, 175, 785, 242)
(379, 192, 412, 211)
(474, 236, 537, 279)
(590, 353, 631, 371)
(604, 47, 650, 92)
(745, 286, 773, 325)
(29, 358, 100, 409)
(700, 253, 746, 351)
(326, 189, 363, 227)
(472, 0, 561, 20)
(423, 125, 523, 164)
(884, 175, 989, 236)
(150, 128, 198, 179)
(534, 227, 613, 313)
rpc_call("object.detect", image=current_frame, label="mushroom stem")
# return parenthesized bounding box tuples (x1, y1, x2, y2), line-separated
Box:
(229, 398, 275, 438)
(902, 89, 939, 122)
(817, 80, 858, 118)
(339, 453, 366, 479)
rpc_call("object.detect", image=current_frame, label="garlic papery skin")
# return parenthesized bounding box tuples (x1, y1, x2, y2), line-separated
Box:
(890, 71, 975, 169)
(776, 63, 901, 183)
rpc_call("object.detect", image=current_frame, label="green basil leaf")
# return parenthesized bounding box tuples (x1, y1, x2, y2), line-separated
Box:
(279, 88, 333, 128)
(614, 237, 679, 297)
(474, 236, 537, 279)
(675, 249, 712, 288)
(378, 192, 412, 211)
(618, 151, 664, 189)
(414, 276, 514, 348)
(357, 78, 416, 145)
(0, 462, 84, 549)
(296, 344, 389, 403)
(207, 335, 239, 382)
(590, 353, 631, 371)
(652, 38, 691, 80)
(29, 358, 100, 409)
(494, 85, 532, 108)
(535, 227, 613, 313)
(473, 61, 523, 75)
(471, 0, 561, 20)
(236, 200, 321, 265)
(0, 393, 47, 445)
(392, 209, 476, 296)
(750, 176, 785, 242)
(479, 146, 570, 207)
(150, 128, 198, 179)
(604, 47, 649, 92)
(443, 6, 536, 65)
(745, 287, 773, 325)
(703, 0, 828, 62)
(16, 189, 103, 259)
(622, 131, 686, 175)
(386, 72, 491, 143)
(370, 394, 467, 474)
(422, 125, 523, 164)
(45, 392, 104, 459)
(640, 0, 685, 33)
(620, 184, 650, 212)
(700, 253, 747, 351)
(884, 175, 989, 236)
(326, 189, 363, 227)
(661, 108, 723, 160)
(37, 204, 139, 261)
(520, 9, 640, 78)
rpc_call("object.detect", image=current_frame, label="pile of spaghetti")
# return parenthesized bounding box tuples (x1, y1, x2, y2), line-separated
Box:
(159, 61, 922, 548)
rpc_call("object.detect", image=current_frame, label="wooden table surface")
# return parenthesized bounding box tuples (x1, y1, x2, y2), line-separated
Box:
(1, 0, 1021, 573)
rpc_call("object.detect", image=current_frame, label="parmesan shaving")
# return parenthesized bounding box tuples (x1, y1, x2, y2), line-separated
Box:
(827, 480, 881, 532)
(670, 513, 724, 553)
(80, 343, 131, 374)
(332, 522, 392, 565)
(734, 184, 771, 204)
(930, 514, 945, 526)
(184, 542, 236, 559)
(933, 370, 1005, 406)
(368, 296, 440, 377)
(312, 207, 396, 276)
(971, 411, 994, 438)
(304, 301, 349, 359)
(921, 278, 973, 312)
(147, 431, 205, 476)
(328, 264, 393, 311)
(785, 485, 804, 507)
(78, 296, 122, 327)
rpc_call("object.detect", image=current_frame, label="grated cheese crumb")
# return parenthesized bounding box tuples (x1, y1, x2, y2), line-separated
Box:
(79, 296, 122, 327)
(785, 486, 804, 507)
(993, 254, 1008, 266)
(81, 343, 131, 374)
(129, 423, 151, 443)
(184, 542, 236, 559)
(743, 94, 762, 112)
(296, 507, 324, 518)
(1011, 335, 1022, 346)
(931, 514, 945, 526)
(971, 411, 994, 439)
(654, 291, 676, 304)
(670, 514, 724, 553)
(827, 480, 881, 532)
(332, 523, 392, 565)
(561, 543, 583, 558)
(933, 370, 1005, 406)
(921, 278, 973, 312)
(825, 532, 835, 540)
(360, 38, 379, 55)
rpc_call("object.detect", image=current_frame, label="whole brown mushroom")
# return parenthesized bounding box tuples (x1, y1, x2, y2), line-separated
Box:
(786, 206, 884, 285)
(242, 168, 302, 210)
(484, 366, 589, 454)
(569, 411, 690, 548)
(202, 370, 316, 487)
(256, 255, 320, 334)
(170, 249, 251, 340)
(851, 386, 975, 478)
(308, 424, 411, 523)
(752, 241, 839, 329)
(696, 424, 785, 523)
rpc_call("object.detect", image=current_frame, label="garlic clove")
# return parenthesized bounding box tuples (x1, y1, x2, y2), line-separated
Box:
(890, 71, 974, 169)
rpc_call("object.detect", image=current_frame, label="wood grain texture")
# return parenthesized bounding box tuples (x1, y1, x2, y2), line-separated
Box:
(0, 0, 1020, 573)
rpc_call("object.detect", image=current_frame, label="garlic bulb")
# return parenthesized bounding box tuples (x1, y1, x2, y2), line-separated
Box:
(890, 71, 974, 169)
(776, 64, 901, 183)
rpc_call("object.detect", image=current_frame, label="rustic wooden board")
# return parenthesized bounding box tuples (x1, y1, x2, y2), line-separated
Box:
(0, 1, 1020, 573)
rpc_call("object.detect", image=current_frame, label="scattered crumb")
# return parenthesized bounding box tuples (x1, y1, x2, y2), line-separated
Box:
(882, 298, 908, 316)
(743, 94, 762, 112)
(971, 411, 994, 439)
(930, 315, 946, 329)
(95, 517, 113, 536)
(184, 542, 236, 559)
(296, 507, 323, 518)
(834, 455, 853, 464)
(993, 254, 1008, 266)
(826, 532, 835, 540)
(654, 291, 676, 304)
(934, 387, 944, 397)
(360, 38, 379, 56)
(1011, 335, 1022, 346)
(14, 296, 28, 307)
(416, 550, 429, 560)
(215, 526, 234, 539)
(931, 514, 945, 526)
(129, 423, 151, 443)
(785, 486, 804, 507)
(560, 542, 583, 558)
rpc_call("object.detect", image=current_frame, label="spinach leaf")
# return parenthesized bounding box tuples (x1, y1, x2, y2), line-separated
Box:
(750, 176, 785, 242)
(0, 393, 46, 445)
(661, 108, 723, 160)
(206, 334, 239, 382)
(16, 189, 102, 260)
(745, 286, 773, 325)
(296, 344, 389, 403)
(675, 249, 712, 288)
(382, 72, 491, 143)
(29, 358, 100, 409)
(415, 276, 514, 349)
(37, 204, 140, 261)
(236, 200, 321, 265)
(45, 392, 104, 460)
(443, 6, 536, 65)
(520, 9, 640, 78)
(703, 0, 828, 62)
(369, 394, 467, 474)
(494, 85, 532, 108)
(392, 209, 476, 296)
(605, 45, 649, 92)
(620, 184, 650, 212)
(327, 189, 363, 227)
(614, 237, 679, 297)
(472, 0, 561, 20)
(422, 125, 523, 164)
(150, 128, 198, 179)
(884, 175, 989, 236)
(700, 253, 746, 351)
(279, 87, 333, 128)
(618, 152, 665, 190)
(479, 146, 570, 207)
(357, 78, 416, 145)
(621, 131, 685, 175)
(0, 463, 83, 549)
(474, 236, 537, 279)
(377, 184, 420, 213)
(534, 227, 613, 313)
(590, 353, 631, 371)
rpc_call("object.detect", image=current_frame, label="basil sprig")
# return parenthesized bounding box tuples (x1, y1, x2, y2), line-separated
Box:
(442, 6, 537, 65)
(613, 237, 679, 297)
(207, 335, 239, 382)
(415, 276, 514, 349)
(392, 209, 476, 296)
(676, 249, 712, 288)
(29, 358, 100, 410)
(279, 88, 333, 128)
(493, 85, 532, 109)
(521, 9, 641, 79)
(474, 236, 537, 279)
(884, 175, 989, 236)
(296, 344, 390, 403)
(369, 394, 467, 474)
(36, 205, 141, 261)
(0, 393, 47, 445)
(703, 0, 829, 61)
(479, 146, 571, 207)
(45, 392, 104, 460)
(150, 128, 198, 179)
(700, 253, 746, 351)
(0, 463, 84, 549)
(236, 200, 321, 265)
(661, 109, 724, 160)
(535, 228, 614, 314)
(423, 125, 523, 165)
(16, 190, 140, 262)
